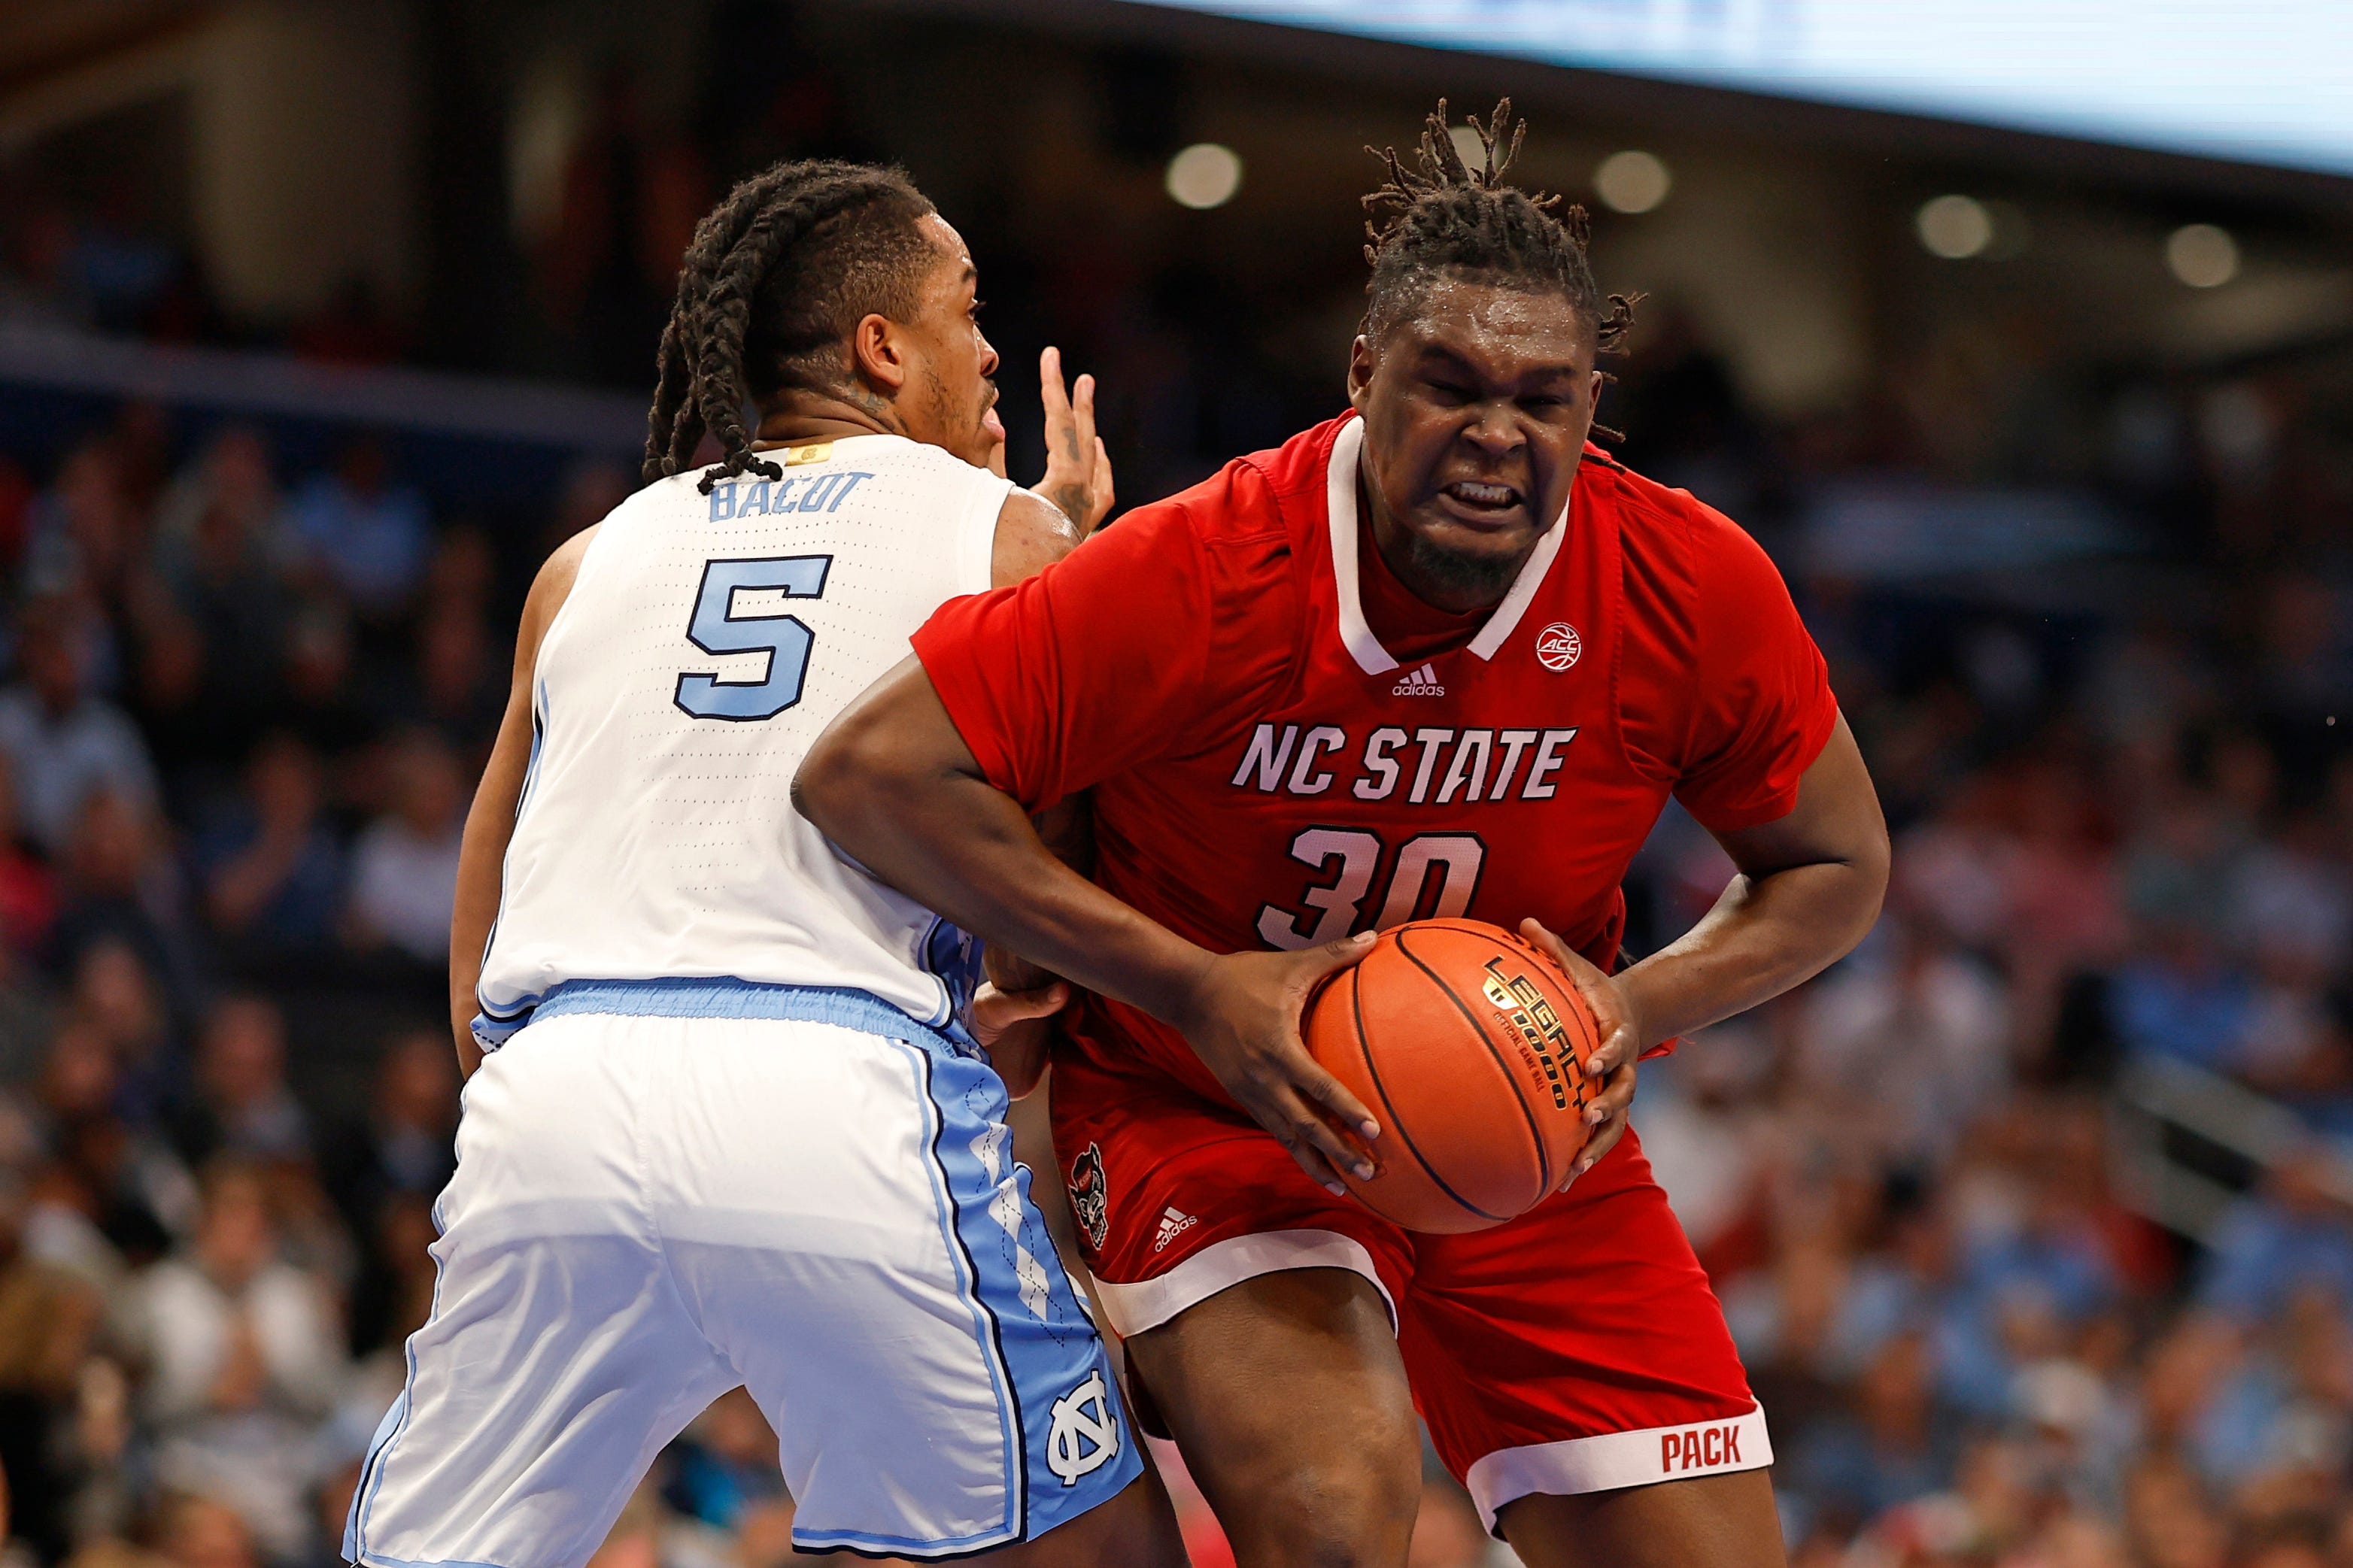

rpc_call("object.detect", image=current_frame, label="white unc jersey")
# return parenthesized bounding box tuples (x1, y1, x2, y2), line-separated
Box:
(473, 435, 1013, 1044)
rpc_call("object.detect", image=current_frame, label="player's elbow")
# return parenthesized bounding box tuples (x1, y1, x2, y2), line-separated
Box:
(1832, 814, 1893, 956)
(791, 720, 882, 843)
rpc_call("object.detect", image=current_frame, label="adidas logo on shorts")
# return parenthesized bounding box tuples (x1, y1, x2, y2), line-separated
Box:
(1153, 1206, 1198, 1252)
(1392, 663, 1445, 697)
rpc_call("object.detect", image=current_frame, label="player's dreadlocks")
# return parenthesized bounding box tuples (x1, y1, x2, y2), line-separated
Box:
(643, 159, 939, 493)
(1362, 99, 1638, 357)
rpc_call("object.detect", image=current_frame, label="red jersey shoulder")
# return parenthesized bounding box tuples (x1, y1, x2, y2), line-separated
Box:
(1578, 447, 1807, 675)
(1588, 450, 1786, 588)
(1158, 414, 1349, 552)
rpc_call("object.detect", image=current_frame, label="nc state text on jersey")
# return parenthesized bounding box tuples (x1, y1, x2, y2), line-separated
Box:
(1231, 723, 1581, 805)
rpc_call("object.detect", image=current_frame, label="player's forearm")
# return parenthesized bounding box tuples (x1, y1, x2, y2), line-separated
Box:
(1622, 716, 1887, 1048)
(448, 725, 532, 1078)
(1615, 856, 1881, 1048)
(800, 758, 1211, 1023)
(797, 682, 1213, 1026)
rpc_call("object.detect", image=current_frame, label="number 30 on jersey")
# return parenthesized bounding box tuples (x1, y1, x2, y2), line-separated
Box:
(1255, 827, 1485, 948)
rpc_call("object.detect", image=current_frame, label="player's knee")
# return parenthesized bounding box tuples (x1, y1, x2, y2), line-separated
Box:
(1231, 1445, 1420, 1568)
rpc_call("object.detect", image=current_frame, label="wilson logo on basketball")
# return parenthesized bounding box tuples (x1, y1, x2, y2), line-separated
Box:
(1480, 960, 1577, 1111)
(1535, 622, 1582, 672)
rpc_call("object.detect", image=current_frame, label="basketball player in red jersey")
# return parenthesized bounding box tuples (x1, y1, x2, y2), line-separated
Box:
(797, 104, 1889, 1567)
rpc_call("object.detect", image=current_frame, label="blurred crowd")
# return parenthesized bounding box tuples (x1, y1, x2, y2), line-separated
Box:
(1619, 356, 2353, 1565)
(0, 403, 615, 1568)
(0, 383, 2337, 1568)
(2, 13, 2352, 1568)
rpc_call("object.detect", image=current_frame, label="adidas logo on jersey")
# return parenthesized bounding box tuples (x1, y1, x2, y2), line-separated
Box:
(1153, 1206, 1198, 1252)
(1392, 663, 1445, 698)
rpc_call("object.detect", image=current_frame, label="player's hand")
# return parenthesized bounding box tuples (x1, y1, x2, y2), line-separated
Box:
(1030, 347, 1114, 532)
(1520, 918, 1642, 1187)
(1169, 933, 1382, 1196)
(970, 978, 1069, 1100)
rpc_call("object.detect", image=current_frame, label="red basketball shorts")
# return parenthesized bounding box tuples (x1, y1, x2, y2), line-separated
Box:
(1052, 1054, 1770, 1531)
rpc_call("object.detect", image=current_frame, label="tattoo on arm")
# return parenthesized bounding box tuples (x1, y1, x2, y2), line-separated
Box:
(1049, 484, 1091, 526)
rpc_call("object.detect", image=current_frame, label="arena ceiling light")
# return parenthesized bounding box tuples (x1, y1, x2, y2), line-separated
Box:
(1166, 144, 1244, 209)
(1916, 194, 1994, 259)
(1593, 151, 1671, 214)
(2166, 223, 2240, 288)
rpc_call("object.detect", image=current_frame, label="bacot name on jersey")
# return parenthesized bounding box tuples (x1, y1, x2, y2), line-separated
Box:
(1229, 722, 1580, 805)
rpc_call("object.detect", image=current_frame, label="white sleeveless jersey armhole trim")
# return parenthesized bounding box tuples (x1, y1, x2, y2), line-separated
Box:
(475, 435, 1015, 1040)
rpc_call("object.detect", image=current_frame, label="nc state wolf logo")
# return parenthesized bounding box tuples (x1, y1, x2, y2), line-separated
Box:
(1067, 1143, 1110, 1252)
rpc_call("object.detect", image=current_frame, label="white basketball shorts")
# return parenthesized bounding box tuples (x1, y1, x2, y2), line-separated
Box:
(342, 981, 1140, 1567)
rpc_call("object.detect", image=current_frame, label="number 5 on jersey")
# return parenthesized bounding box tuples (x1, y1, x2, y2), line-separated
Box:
(674, 555, 832, 721)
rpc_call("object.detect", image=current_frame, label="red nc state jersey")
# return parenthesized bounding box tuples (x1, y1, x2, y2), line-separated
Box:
(914, 414, 1838, 1105)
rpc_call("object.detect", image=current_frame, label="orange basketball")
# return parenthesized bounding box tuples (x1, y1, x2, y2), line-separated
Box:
(1303, 917, 1605, 1233)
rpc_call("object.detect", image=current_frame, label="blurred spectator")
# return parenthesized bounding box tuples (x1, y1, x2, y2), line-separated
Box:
(276, 607, 370, 763)
(153, 1492, 260, 1568)
(344, 734, 463, 966)
(50, 794, 199, 1021)
(342, 1191, 435, 1367)
(1826, 1178, 1965, 1382)
(1630, 1015, 1777, 1266)
(1795, 912, 2011, 1171)
(2121, 1455, 2230, 1568)
(2109, 796, 2258, 1071)
(0, 1169, 104, 1563)
(149, 438, 294, 752)
(2229, 812, 2351, 986)
(23, 445, 142, 611)
(121, 1163, 344, 1564)
(29, 1020, 190, 1269)
(0, 605, 159, 858)
(420, 529, 497, 620)
(2192, 1287, 2353, 1497)
(283, 441, 428, 619)
(165, 1000, 308, 1171)
(0, 754, 58, 960)
(188, 738, 344, 959)
(402, 608, 504, 755)
(317, 1033, 454, 1252)
(542, 464, 630, 562)
(70, 940, 177, 1124)
(152, 432, 279, 562)
(2198, 1151, 2353, 1327)
(1793, 1329, 1956, 1530)
(662, 1387, 786, 1536)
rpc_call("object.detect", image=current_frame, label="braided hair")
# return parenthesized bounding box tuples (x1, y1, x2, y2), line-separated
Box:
(643, 159, 939, 492)
(1362, 99, 1638, 356)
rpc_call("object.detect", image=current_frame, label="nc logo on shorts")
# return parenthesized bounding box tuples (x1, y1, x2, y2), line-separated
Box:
(1046, 1371, 1119, 1486)
(1067, 1143, 1109, 1253)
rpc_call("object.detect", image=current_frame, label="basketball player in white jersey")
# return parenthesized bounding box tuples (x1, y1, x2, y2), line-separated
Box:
(341, 161, 1183, 1567)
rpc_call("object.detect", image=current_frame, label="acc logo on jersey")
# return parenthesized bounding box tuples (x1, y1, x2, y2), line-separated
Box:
(1067, 1143, 1110, 1252)
(1046, 1370, 1120, 1486)
(1536, 622, 1582, 672)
